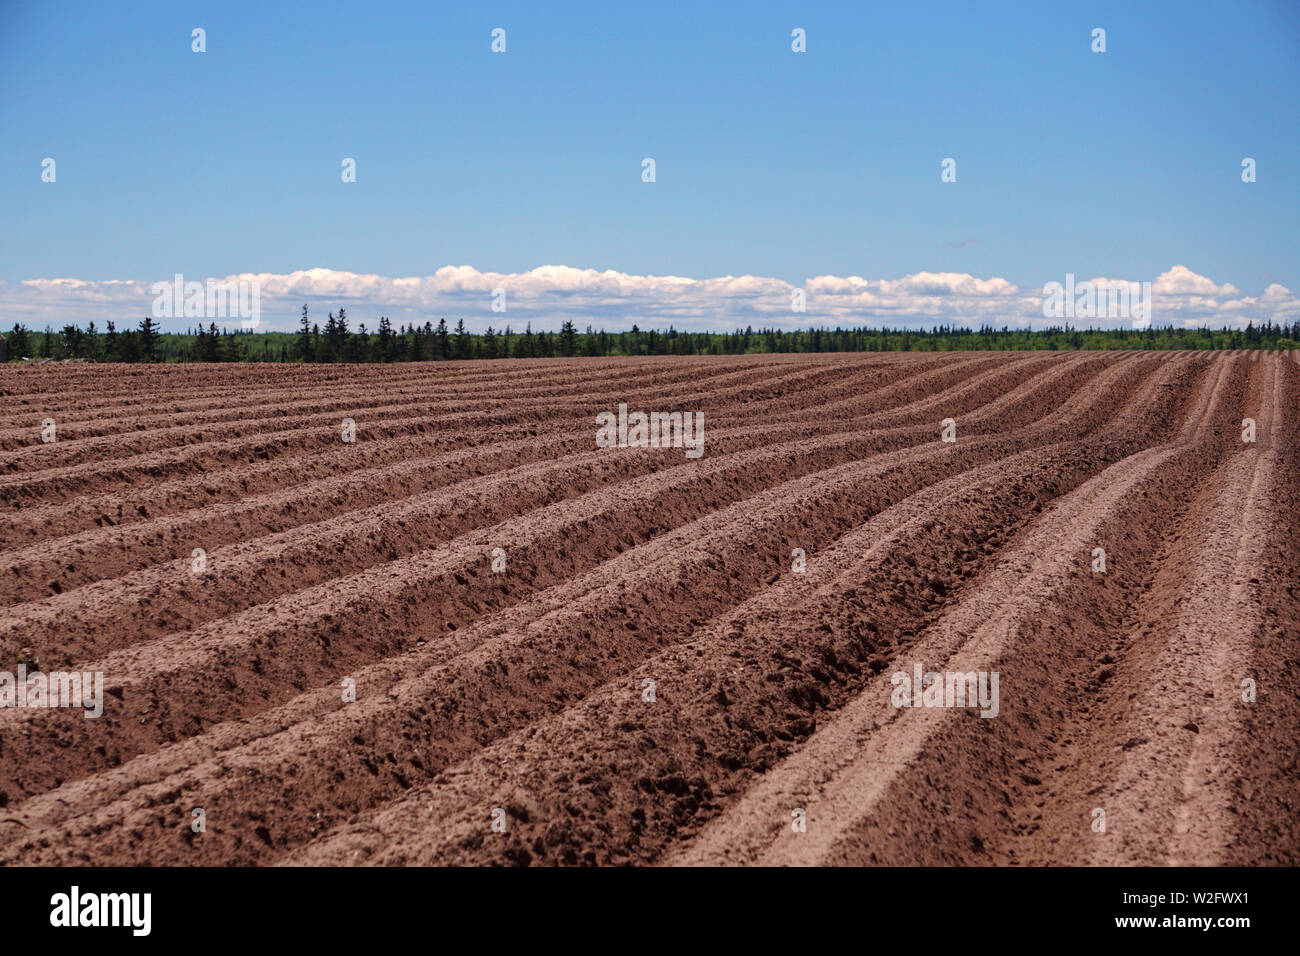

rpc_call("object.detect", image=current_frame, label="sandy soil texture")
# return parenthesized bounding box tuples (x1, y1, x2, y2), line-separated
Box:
(0, 351, 1295, 866)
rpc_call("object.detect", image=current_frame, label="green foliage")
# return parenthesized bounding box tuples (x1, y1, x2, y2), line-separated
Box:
(137, 315, 161, 362)
(7, 317, 1297, 363)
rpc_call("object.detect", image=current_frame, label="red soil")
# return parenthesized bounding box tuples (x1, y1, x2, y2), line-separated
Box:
(0, 352, 1295, 866)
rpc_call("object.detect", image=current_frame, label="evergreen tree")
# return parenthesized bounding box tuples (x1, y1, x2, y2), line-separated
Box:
(7, 323, 31, 360)
(61, 324, 84, 358)
(117, 329, 140, 362)
(435, 318, 451, 360)
(377, 316, 394, 362)
(297, 304, 312, 361)
(559, 320, 577, 357)
(332, 308, 349, 358)
(317, 314, 337, 362)
(454, 319, 472, 359)
(221, 328, 245, 363)
(201, 322, 221, 362)
(516, 322, 536, 359)
(104, 321, 118, 361)
(138, 315, 161, 362)
(348, 323, 367, 362)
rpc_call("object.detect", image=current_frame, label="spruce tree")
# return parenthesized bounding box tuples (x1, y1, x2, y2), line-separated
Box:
(297, 305, 312, 361)
(454, 319, 472, 360)
(435, 318, 450, 360)
(138, 315, 161, 362)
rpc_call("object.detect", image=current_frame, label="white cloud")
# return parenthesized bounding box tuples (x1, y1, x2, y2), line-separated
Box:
(0, 264, 1294, 333)
(1153, 265, 1239, 297)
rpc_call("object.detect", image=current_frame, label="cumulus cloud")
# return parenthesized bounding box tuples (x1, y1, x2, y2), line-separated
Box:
(0, 264, 1294, 333)
(1153, 265, 1239, 297)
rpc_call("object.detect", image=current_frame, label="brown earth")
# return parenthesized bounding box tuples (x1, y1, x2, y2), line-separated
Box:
(0, 351, 1295, 866)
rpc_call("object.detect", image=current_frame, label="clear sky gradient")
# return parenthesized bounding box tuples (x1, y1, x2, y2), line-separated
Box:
(1, 0, 1296, 330)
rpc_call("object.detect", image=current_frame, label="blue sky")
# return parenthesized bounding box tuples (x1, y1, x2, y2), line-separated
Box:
(1, 0, 1297, 331)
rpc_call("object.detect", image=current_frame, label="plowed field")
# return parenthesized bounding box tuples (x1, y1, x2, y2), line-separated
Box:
(1, 351, 1296, 866)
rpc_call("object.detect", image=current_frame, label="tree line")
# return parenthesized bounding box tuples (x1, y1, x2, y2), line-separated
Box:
(5, 309, 1298, 363)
